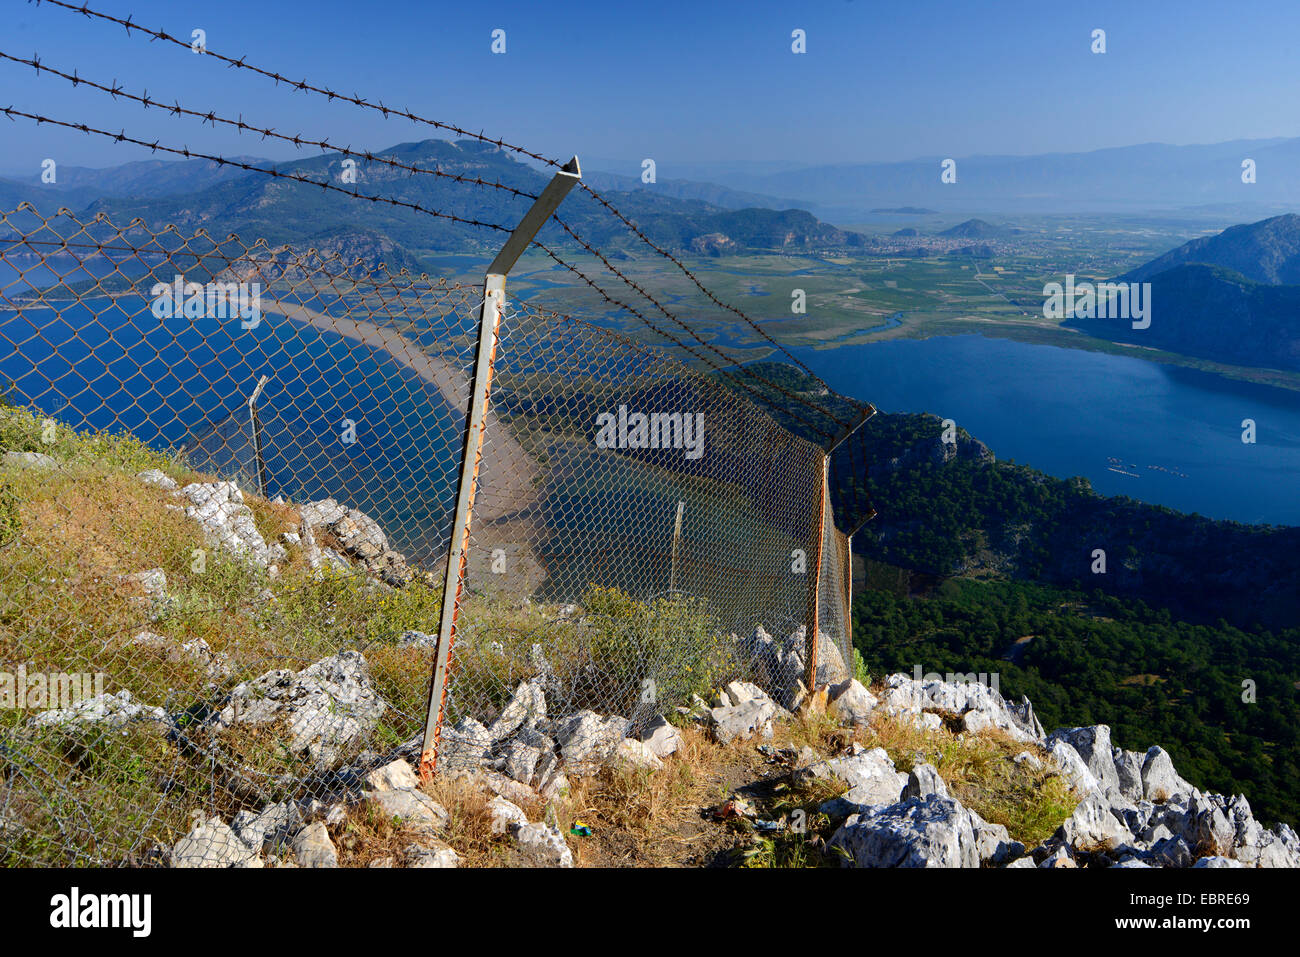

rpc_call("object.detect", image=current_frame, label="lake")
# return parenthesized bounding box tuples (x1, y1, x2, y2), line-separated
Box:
(0, 291, 465, 561)
(4, 263, 1297, 532)
(796, 335, 1300, 527)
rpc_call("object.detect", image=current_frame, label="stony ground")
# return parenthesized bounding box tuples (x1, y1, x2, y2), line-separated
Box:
(3, 404, 1297, 869)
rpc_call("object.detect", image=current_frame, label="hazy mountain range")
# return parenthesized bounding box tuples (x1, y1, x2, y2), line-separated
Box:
(10, 134, 1300, 235)
(5, 136, 1300, 374)
(0, 139, 863, 261)
(590, 138, 1300, 216)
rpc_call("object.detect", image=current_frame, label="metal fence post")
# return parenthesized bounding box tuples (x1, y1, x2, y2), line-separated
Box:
(845, 530, 854, 647)
(669, 499, 685, 592)
(804, 454, 828, 692)
(419, 157, 582, 779)
(805, 404, 877, 692)
(247, 374, 270, 497)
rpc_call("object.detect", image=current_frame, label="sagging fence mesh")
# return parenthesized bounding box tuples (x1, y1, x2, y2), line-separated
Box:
(0, 205, 862, 866)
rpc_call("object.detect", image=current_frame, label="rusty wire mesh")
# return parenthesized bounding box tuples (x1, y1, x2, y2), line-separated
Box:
(0, 205, 856, 866)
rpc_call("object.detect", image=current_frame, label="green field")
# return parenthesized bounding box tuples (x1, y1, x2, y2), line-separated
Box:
(434, 213, 1300, 393)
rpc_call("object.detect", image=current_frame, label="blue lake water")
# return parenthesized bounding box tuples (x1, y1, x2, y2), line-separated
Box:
(4, 256, 1298, 531)
(0, 291, 464, 559)
(795, 335, 1300, 527)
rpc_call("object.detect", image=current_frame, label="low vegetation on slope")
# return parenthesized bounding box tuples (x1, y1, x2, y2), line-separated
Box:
(0, 402, 1077, 867)
(0, 403, 741, 864)
(3, 402, 1294, 870)
(725, 363, 1300, 829)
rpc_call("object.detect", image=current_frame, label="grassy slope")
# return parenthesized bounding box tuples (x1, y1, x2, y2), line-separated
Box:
(1, 404, 1077, 866)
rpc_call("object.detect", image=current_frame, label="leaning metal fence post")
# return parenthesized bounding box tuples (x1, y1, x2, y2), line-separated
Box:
(804, 454, 829, 692)
(805, 404, 877, 692)
(669, 500, 685, 592)
(845, 531, 854, 647)
(419, 157, 583, 779)
(247, 374, 270, 498)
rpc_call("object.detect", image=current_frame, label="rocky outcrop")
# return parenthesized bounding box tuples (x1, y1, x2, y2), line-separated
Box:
(828, 678, 878, 727)
(555, 710, 629, 772)
(127, 630, 231, 687)
(1046, 726, 1120, 794)
(708, 682, 779, 745)
(512, 822, 574, 867)
(298, 498, 415, 586)
(807, 746, 907, 811)
(878, 673, 1041, 742)
(803, 672, 1300, 870)
(233, 802, 299, 855)
(215, 650, 388, 770)
(177, 481, 285, 570)
(3, 450, 57, 469)
(292, 822, 339, 868)
(874, 417, 995, 477)
(28, 690, 169, 732)
(830, 794, 1014, 868)
(142, 472, 423, 591)
(737, 626, 849, 711)
(638, 714, 683, 758)
(488, 679, 547, 743)
(1027, 724, 1298, 869)
(170, 816, 264, 868)
(367, 787, 449, 834)
(1141, 746, 1195, 803)
(488, 796, 529, 836)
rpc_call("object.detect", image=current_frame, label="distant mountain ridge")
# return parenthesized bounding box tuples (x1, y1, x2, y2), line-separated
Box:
(580, 169, 809, 213)
(3, 156, 274, 199)
(679, 138, 1300, 214)
(1118, 213, 1300, 285)
(0, 139, 864, 263)
(1071, 215, 1300, 371)
(939, 218, 1014, 239)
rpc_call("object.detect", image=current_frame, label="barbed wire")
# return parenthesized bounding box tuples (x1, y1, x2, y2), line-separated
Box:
(31, 0, 565, 167)
(0, 202, 858, 866)
(0, 227, 738, 384)
(0, 233, 468, 294)
(0, 105, 516, 236)
(1, 205, 840, 439)
(0, 49, 541, 203)
(531, 239, 848, 438)
(30, 0, 835, 387)
(565, 186, 825, 381)
(0, 48, 850, 433)
(1, 103, 848, 437)
(0, 43, 852, 431)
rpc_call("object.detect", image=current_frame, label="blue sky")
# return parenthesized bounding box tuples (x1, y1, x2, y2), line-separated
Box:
(4, 0, 1300, 174)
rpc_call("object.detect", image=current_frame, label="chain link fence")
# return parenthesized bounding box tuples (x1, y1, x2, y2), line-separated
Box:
(0, 204, 861, 866)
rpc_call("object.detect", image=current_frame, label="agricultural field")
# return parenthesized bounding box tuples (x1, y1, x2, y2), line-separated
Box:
(420, 213, 1300, 392)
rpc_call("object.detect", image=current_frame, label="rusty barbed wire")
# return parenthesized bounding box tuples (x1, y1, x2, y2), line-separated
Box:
(30, 0, 835, 388)
(563, 187, 826, 381)
(1, 105, 517, 240)
(0, 46, 853, 434)
(1, 105, 518, 237)
(3, 231, 467, 294)
(1, 103, 850, 437)
(0, 49, 541, 203)
(32, 0, 566, 168)
(530, 238, 847, 439)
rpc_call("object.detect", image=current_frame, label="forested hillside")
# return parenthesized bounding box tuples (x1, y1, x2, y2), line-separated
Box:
(727, 362, 1300, 826)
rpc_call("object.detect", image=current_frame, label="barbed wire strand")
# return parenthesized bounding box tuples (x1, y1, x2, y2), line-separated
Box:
(0, 46, 852, 433)
(30, 0, 833, 385)
(1, 105, 846, 437)
(0, 50, 540, 203)
(0, 105, 515, 233)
